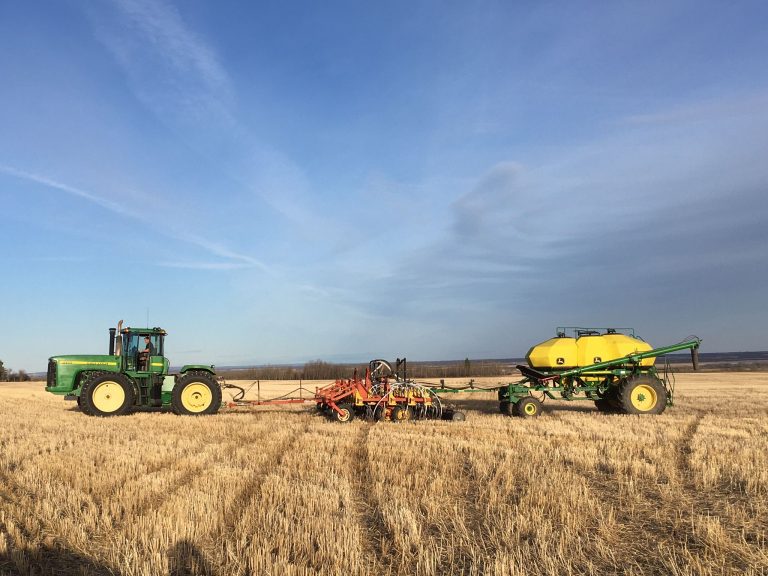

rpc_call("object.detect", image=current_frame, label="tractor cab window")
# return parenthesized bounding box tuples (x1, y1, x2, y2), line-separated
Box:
(122, 333, 164, 371)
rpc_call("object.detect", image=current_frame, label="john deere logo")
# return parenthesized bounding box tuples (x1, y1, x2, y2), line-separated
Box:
(556, 357, 565, 365)
(594, 356, 602, 363)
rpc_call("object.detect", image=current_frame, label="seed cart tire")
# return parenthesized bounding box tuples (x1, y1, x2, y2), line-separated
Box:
(595, 387, 623, 413)
(451, 411, 466, 422)
(594, 397, 621, 413)
(618, 374, 667, 415)
(515, 396, 542, 418)
(499, 401, 514, 416)
(172, 371, 221, 415)
(390, 405, 411, 423)
(81, 372, 135, 417)
(333, 403, 355, 423)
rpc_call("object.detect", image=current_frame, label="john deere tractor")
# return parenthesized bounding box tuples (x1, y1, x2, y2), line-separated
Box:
(45, 321, 221, 416)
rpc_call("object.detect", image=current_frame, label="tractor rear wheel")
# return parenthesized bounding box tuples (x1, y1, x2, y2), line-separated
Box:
(618, 374, 667, 415)
(515, 396, 542, 418)
(171, 371, 221, 415)
(81, 373, 135, 417)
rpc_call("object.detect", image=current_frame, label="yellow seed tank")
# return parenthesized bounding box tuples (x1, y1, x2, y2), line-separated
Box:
(526, 329, 654, 370)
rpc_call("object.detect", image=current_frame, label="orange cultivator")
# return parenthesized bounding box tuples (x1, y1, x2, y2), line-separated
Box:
(314, 359, 464, 423)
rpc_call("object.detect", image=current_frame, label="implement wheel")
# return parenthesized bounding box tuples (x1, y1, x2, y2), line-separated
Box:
(333, 403, 355, 423)
(81, 373, 135, 417)
(499, 401, 514, 416)
(618, 374, 667, 415)
(172, 371, 221, 415)
(390, 405, 411, 423)
(515, 396, 542, 418)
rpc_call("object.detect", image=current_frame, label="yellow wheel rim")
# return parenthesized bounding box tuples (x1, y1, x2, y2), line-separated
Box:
(181, 383, 213, 413)
(92, 381, 126, 413)
(524, 403, 537, 415)
(630, 384, 658, 412)
(338, 408, 351, 422)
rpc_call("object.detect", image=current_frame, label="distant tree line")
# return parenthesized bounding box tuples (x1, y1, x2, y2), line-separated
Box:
(0, 359, 31, 382)
(218, 358, 512, 381)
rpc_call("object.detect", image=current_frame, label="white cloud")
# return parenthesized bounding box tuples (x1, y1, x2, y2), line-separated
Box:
(0, 163, 269, 272)
(88, 0, 234, 124)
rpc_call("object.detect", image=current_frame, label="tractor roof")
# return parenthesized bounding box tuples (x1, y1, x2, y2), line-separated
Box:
(120, 327, 167, 335)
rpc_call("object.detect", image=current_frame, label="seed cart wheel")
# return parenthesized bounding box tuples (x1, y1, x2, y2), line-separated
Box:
(499, 401, 514, 416)
(172, 371, 222, 415)
(451, 411, 466, 422)
(594, 397, 620, 413)
(81, 373, 135, 417)
(333, 403, 355, 423)
(515, 396, 542, 418)
(390, 405, 411, 423)
(594, 387, 623, 413)
(618, 374, 667, 415)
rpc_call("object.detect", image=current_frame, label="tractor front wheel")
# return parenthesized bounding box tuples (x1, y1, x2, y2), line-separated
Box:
(618, 374, 667, 415)
(171, 371, 222, 415)
(81, 373, 135, 417)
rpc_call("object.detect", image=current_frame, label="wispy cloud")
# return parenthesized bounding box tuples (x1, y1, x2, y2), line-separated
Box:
(0, 163, 268, 271)
(87, 0, 234, 124)
(157, 261, 255, 270)
(0, 164, 135, 217)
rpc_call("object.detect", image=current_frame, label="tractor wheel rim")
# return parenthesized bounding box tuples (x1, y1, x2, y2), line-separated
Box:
(338, 409, 350, 422)
(92, 381, 125, 413)
(630, 384, 657, 411)
(181, 383, 212, 412)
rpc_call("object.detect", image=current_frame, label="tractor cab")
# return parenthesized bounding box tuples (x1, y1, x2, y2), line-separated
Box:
(116, 327, 168, 375)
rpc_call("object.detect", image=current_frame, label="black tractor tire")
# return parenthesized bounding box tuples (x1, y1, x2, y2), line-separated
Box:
(333, 403, 355, 423)
(618, 374, 667, 415)
(515, 396, 543, 418)
(171, 371, 222, 416)
(75, 393, 93, 416)
(80, 372, 135, 417)
(499, 401, 514, 416)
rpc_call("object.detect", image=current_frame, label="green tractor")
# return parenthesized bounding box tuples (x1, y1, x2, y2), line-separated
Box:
(45, 321, 221, 417)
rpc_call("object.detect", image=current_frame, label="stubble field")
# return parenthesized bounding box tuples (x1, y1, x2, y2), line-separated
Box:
(1, 373, 767, 575)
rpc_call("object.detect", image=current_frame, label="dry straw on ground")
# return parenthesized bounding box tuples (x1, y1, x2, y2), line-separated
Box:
(1, 373, 767, 575)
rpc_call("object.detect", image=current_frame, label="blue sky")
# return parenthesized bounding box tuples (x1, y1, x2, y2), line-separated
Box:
(1, 1, 767, 372)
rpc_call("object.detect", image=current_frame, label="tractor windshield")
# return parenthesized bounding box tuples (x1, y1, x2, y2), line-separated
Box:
(122, 333, 164, 371)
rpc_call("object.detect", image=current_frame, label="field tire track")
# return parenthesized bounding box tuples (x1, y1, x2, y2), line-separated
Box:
(220, 419, 311, 542)
(348, 424, 391, 575)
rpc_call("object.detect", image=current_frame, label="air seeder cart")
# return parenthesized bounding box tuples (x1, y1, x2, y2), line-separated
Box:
(489, 328, 701, 417)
